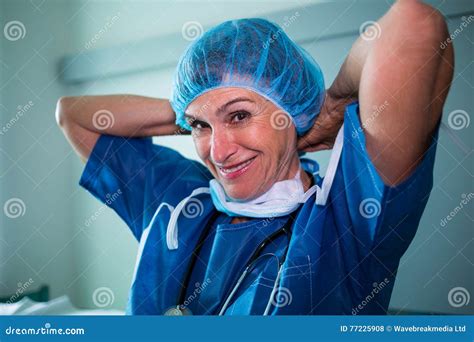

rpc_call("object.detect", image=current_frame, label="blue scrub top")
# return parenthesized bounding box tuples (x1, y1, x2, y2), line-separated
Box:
(79, 101, 440, 315)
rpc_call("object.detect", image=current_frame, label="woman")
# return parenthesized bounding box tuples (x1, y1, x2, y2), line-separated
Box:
(56, 0, 453, 315)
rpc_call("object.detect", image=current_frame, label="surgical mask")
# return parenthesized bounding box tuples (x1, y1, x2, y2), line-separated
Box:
(209, 169, 316, 218)
(165, 125, 344, 250)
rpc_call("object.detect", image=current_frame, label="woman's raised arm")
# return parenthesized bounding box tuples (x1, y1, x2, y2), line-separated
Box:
(299, 0, 454, 186)
(55, 95, 186, 163)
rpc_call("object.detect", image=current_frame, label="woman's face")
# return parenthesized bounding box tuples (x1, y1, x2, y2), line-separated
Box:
(185, 87, 301, 201)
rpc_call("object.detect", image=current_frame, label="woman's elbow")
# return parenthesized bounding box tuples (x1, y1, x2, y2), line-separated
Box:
(392, 0, 448, 44)
(55, 96, 74, 128)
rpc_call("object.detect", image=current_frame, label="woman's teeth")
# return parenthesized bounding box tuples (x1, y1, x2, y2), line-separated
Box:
(220, 158, 254, 173)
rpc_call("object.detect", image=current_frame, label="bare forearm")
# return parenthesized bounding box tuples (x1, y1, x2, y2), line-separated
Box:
(56, 94, 184, 137)
(56, 94, 189, 163)
(327, 35, 371, 100)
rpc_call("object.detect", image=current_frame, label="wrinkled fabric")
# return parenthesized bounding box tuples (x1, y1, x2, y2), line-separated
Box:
(171, 18, 325, 135)
(79, 102, 440, 315)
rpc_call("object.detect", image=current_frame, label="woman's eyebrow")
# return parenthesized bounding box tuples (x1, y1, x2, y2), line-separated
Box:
(184, 97, 254, 120)
(217, 97, 254, 115)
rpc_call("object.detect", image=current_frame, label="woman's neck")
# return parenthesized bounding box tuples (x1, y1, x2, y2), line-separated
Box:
(230, 166, 313, 225)
(301, 169, 313, 192)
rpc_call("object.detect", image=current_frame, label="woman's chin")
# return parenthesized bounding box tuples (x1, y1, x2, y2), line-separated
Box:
(223, 186, 258, 202)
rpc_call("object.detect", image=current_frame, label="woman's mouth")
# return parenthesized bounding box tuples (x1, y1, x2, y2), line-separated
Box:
(218, 156, 257, 180)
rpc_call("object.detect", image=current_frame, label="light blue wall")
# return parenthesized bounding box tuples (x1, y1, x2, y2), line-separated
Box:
(0, 0, 5, 289)
(1, 0, 78, 303)
(1, 0, 472, 314)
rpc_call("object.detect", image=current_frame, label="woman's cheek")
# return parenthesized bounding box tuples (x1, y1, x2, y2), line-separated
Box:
(193, 135, 211, 160)
(245, 118, 273, 140)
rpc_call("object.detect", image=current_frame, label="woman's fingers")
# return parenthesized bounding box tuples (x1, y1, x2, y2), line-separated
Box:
(296, 90, 353, 152)
(297, 134, 335, 152)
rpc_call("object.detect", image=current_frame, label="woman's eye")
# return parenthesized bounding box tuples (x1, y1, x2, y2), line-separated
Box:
(230, 111, 250, 124)
(189, 120, 209, 130)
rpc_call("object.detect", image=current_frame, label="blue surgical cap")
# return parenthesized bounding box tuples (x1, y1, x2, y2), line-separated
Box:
(171, 18, 325, 136)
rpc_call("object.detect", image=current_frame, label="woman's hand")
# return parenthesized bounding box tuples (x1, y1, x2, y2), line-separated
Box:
(297, 89, 356, 152)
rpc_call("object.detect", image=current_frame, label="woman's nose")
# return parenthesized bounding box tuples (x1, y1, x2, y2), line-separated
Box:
(210, 128, 238, 165)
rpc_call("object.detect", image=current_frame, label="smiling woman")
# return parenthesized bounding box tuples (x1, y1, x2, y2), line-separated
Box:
(56, 1, 454, 316)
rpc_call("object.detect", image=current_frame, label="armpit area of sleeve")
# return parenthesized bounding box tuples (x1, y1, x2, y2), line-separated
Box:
(78, 134, 117, 203)
(342, 101, 441, 263)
